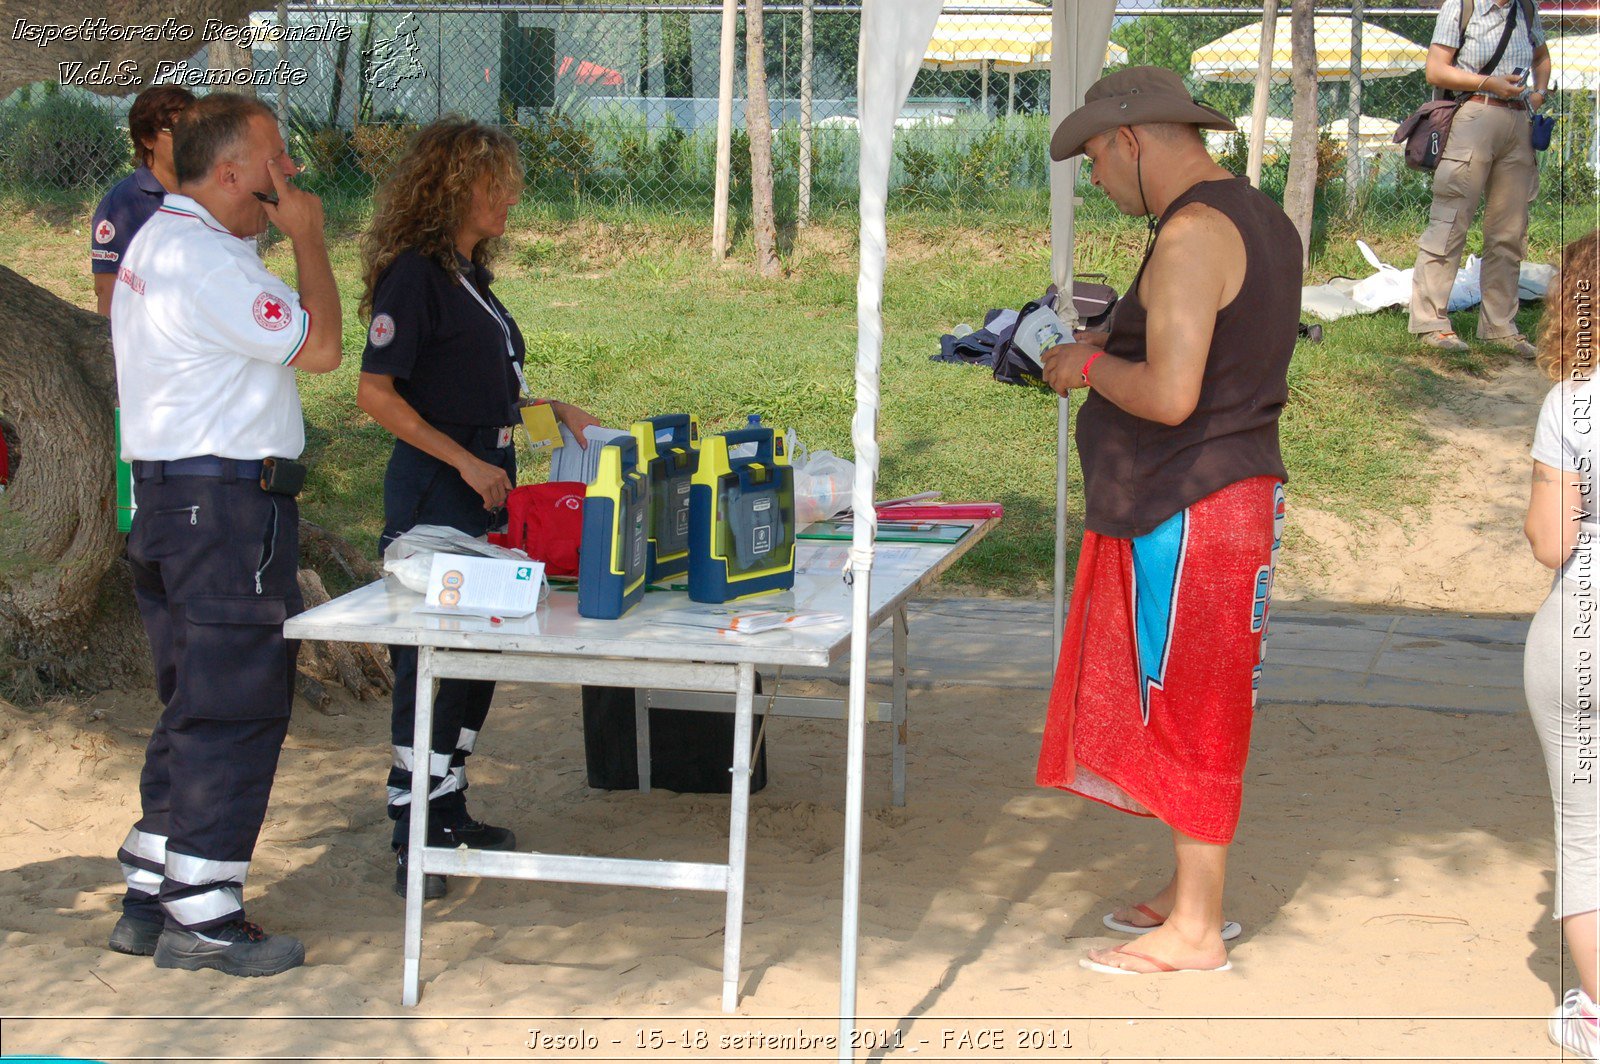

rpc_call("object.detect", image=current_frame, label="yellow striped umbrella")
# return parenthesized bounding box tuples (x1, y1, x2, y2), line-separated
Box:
(1190, 16, 1427, 82)
(1548, 33, 1600, 91)
(922, 1, 1126, 71)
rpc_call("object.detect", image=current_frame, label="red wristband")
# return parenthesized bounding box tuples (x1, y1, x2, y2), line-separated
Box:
(1081, 349, 1106, 388)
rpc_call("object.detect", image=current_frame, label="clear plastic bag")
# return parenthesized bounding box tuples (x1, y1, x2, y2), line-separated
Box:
(785, 430, 855, 526)
(382, 524, 531, 594)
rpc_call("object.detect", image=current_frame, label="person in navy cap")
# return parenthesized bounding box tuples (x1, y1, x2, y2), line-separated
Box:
(91, 84, 196, 317)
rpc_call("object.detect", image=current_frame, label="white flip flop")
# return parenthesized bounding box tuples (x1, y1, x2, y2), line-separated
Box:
(1102, 903, 1242, 942)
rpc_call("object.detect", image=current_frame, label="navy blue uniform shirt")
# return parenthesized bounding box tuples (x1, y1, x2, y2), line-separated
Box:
(362, 248, 526, 428)
(91, 165, 167, 274)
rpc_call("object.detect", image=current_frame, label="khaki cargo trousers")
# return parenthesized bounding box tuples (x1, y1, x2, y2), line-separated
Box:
(1408, 99, 1537, 341)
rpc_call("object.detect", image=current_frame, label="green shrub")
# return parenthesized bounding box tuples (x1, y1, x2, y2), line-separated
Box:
(0, 87, 124, 189)
(506, 109, 595, 197)
(954, 127, 1013, 201)
(284, 106, 355, 184)
(351, 122, 415, 184)
(729, 128, 751, 196)
(1561, 155, 1597, 206)
(896, 141, 940, 201)
(654, 118, 686, 184)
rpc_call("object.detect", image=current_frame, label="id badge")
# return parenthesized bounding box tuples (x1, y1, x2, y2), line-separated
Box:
(496, 426, 514, 449)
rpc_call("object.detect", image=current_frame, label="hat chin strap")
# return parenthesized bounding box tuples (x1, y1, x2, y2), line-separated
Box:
(1130, 127, 1157, 263)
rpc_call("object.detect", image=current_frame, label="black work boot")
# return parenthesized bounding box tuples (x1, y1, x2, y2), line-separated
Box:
(430, 808, 516, 851)
(107, 913, 165, 957)
(393, 846, 449, 900)
(153, 919, 304, 977)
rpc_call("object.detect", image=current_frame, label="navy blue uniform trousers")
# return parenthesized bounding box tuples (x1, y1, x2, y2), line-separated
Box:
(381, 431, 516, 847)
(118, 467, 301, 931)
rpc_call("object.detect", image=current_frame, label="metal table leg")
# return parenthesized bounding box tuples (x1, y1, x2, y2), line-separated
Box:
(892, 607, 909, 808)
(633, 687, 652, 793)
(402, 644, 436, 1006)
(720, 662, 756, 1011)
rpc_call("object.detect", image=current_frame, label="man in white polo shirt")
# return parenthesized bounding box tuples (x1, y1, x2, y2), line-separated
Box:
(108, 93, 342, 978)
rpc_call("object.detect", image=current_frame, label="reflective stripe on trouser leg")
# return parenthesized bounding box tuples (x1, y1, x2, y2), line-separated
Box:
(386, 646, 494, 816)
(117, 827, 167, 897)
(386, 746, 458, 809)
(162, 848, 250, 928)
(159, 714, 291, 930)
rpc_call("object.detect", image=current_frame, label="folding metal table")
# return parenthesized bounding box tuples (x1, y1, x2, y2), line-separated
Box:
(283, 519, 996, 1008)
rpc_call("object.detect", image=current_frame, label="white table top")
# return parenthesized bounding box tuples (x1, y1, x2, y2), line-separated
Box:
(285, 519, 996, 668)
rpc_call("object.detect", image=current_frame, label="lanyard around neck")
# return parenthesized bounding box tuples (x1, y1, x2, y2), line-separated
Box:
(458, 270, 526, 395)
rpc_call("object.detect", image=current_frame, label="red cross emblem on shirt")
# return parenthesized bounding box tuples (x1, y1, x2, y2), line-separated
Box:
(369, 312, 397, 348)
(94, 219, 115, 244)
(253, 291, 290, 331)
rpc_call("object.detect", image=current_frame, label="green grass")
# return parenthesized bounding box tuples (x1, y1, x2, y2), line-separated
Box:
(0, 191, 1559, 596)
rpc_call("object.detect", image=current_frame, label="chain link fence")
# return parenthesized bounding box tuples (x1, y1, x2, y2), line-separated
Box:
(1, 2, 1595, 226)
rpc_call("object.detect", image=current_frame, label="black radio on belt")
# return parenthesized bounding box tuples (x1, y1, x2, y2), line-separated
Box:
(260, 457, 307, 497)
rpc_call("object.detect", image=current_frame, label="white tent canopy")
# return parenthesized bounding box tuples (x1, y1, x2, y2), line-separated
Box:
(839, 1, 1116, 1056)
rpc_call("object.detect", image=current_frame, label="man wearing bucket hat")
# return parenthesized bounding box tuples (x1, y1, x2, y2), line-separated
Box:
(1033, 67, 1302, 976)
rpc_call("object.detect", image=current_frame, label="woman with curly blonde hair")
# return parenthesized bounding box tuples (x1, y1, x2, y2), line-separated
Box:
(1523, 226, 1599, 1062)
(355, 118, 598, 900)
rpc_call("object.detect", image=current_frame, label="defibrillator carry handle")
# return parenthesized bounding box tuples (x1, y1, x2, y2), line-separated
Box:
(645, 413, 699, 448)
(718, 426, 783, 468)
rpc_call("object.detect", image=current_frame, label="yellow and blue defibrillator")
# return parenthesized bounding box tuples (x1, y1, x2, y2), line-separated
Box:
(629, 413, 700, 583)
(578, 437, 652, 619)
(688, 420, 795, 603)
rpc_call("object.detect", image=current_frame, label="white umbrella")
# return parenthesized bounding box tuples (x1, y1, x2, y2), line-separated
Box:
(1207, 115, 1295, 152)
(1323, 114, 1402, 153)
(1548, 32, 1600, 91)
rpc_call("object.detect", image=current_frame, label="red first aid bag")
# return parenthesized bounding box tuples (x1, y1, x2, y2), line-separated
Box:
(496, 481, 586, 578)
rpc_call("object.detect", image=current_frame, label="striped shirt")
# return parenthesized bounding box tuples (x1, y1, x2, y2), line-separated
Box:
(1433, 0, 1547, 79)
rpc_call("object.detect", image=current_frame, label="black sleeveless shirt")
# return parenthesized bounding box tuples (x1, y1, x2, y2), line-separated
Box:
(1076, 175, 1302, 538)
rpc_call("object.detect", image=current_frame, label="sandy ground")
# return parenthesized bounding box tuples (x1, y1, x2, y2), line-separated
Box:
(1279, 359, 1553, 615)
(0, 671, 1570, 1063)
(0, 363, 1574, 1063)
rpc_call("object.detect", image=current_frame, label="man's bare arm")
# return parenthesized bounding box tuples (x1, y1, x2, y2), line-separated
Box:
(1042, 205, 1240, 425)
(1424, 42, 1526, 98)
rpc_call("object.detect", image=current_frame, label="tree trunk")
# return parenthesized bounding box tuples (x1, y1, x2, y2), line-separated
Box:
(0, 267, 390, 705)
(0, 1, 259, 97)
(0, 3, 391, 704)
(1283, 0, 1319, 272)
(208, 36, 254, 97)
(0, 265, 135, 700)
(797, 0, 814, 230)
(745, 0, 781, 278)
(295, 569, 392, 710)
